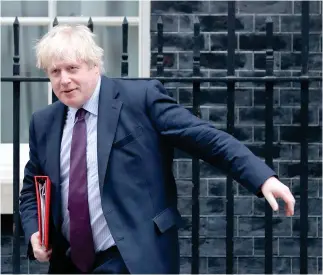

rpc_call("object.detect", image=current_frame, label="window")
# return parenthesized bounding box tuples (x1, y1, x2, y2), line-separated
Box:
(0, 0, 151, 213)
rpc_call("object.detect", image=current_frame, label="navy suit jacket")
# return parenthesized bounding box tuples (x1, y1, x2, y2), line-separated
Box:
(19, 76, 276, 274)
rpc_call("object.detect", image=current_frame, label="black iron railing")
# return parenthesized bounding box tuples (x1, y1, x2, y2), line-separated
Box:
(1, 1, 320, 274)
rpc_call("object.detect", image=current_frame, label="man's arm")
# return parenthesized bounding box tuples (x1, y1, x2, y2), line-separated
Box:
(19, 114, 42, 259)
(145, 80, 296, 217)
(145, 79, 276, 196)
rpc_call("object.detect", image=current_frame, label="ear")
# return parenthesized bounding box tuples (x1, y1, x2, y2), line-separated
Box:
(94, 65, 100, 75)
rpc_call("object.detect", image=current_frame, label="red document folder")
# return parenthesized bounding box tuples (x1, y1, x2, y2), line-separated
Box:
(34, 176, 51, 249)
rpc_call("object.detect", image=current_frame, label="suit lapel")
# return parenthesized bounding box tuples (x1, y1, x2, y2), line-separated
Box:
(97, 76, 122, 195)
(46, 102, 66, 228)
(46, 102, 66, 185)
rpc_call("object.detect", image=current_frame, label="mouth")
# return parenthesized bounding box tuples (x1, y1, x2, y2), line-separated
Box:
(63, 88, 76, 94)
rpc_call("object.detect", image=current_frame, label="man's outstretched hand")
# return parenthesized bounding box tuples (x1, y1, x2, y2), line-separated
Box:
(261, 177, 296, 216)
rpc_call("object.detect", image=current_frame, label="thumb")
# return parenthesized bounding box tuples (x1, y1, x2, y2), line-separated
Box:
(31, 232, 41, 247)
(264, 191, 279, 211)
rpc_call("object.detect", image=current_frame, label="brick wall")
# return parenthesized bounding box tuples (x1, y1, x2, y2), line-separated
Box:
(151, 1, 322, 274)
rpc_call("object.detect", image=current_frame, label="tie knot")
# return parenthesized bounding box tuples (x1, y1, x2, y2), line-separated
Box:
(75, 108, 87, 121)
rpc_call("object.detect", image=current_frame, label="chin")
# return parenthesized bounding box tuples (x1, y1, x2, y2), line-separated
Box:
(61, 99, 82, 109)
(59, 94, 77, 105)
(70, 103, 83, 109)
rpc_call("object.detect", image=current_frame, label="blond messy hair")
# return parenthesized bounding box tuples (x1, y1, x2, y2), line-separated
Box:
(35, 24, 104, 72)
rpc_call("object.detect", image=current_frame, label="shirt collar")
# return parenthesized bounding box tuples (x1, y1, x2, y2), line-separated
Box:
(69, 76, 101, 120)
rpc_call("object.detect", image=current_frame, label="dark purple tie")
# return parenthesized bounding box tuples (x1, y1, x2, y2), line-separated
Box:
(68, 108, 95, 272)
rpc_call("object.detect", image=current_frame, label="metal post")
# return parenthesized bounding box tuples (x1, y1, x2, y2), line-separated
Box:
(12, 16, 21, 274)
(52, 17, 58, 103)
(300, 1, 309, 273)
(226, 1, 235, 273)
(191, 16, 201, 275)
(121, 17, 129, 77)
(53, 17, 58, 26)
(264, 17, 274, 274)
(87, 17, 93, 32)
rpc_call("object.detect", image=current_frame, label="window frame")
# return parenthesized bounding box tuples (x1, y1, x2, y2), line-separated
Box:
(0, 0, 151, 213)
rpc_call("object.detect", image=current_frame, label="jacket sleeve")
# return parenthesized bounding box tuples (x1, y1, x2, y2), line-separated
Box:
(19, 114, 43, 260)
(145, 79, 277, 197)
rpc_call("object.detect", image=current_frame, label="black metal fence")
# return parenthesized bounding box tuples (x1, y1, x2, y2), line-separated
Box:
(1, 1, 321, 274)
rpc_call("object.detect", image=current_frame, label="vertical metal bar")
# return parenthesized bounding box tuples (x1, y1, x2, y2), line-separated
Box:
(300, 1, 309, 273)
(52, 17, 58, 103)
(121, 17, 129, 77)
(53, 16, 58, 27)
(191, 16, 201, 275)
(265, 17, 274, 274)
(87, 17, 93, 32)
(226, 2, 235, 274)
(12, 17, 20, 274)
(156, 16, 164, 79)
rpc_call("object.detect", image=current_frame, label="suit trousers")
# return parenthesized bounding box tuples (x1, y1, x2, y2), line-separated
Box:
(49, 245, 129, 274)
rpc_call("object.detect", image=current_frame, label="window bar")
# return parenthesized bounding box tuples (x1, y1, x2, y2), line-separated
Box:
(138, 0, 151, 77)
(156, 16, 164, 80)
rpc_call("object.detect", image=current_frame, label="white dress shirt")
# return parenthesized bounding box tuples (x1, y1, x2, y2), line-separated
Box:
(60, 77, 115, 252)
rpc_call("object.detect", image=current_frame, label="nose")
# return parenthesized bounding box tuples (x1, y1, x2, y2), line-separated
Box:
(60, 71, 71, 86)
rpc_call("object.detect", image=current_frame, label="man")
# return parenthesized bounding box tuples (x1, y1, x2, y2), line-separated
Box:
(19, 25, 295, 274)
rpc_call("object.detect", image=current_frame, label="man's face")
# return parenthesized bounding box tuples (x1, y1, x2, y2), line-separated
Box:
(48, 60, 99, 108)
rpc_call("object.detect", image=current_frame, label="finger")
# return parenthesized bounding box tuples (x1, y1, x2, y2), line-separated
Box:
(31, 233, 41, 248)
(34, 247, 51, 258)
(34, 248, 46, 257)
(32, 244, 41, 253)
(280, 190, 295, 215)
(47, 250, 52, 258)
(284, 204, 292, 216)
(264, 192, 279, 211)
(35, 250, 51, 262)
(43, 252, 51, 261)
(34, 252, 47, 262)
(285, 202, 294, 215)
(33, 231, 40, 241)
